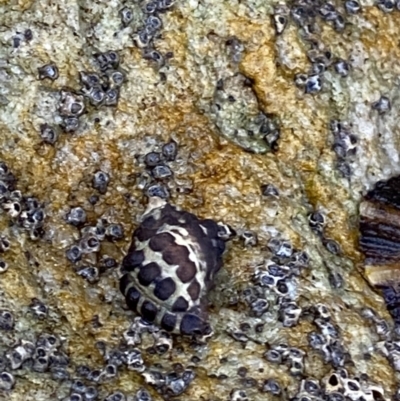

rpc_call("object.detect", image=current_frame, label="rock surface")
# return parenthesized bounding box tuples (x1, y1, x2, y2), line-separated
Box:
(0, 0, 400, 400)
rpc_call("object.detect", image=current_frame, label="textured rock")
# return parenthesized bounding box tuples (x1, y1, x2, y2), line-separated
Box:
(1, 0, 400, 400)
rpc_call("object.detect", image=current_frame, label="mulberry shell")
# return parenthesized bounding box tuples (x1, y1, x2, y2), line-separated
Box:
(120, 197, 226, 336)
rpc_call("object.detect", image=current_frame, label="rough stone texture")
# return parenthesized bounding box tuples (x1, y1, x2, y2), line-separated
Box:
(1, 0, 400, 400)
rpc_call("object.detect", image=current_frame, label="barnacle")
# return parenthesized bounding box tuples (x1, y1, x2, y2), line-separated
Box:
(120, 197, 228, 336)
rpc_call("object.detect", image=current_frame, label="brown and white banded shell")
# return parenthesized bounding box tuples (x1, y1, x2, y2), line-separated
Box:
(119, 197, 227, 336)
(359, 175, 400, 324)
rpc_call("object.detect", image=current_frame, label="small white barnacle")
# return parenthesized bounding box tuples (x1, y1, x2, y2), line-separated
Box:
(272, 4, 289, 35)
(120, 197, 229, 337)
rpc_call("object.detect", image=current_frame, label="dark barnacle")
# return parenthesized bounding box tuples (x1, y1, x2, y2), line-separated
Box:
(92, 170, 110, 194)
(104, 391, 126, 401)
(250, 298, 269, 317)
(145, 182, 169, 199)
(0, 260, 8, 273)
(151, 165, 173, 180)
(372, 95, 391, 114)
(133, 30, 152, 48)
(0, 310, 14, 330)
(345, 0, 361, 14)
(336, 160, 351, 178)
(264, 349, 282, 364)
(145, 152, 162, 167)
(32, 348, 50, 373)
(7, 340, 34, 369)
(120, 6, 133, 26)
(58, 89, 85, 118)
(120, 197, 228, 336)
(136, 388, 152, 401)
(143, 1, 158, 13)
(29, 298, 48, 319)
(301, 378, 321, 396)
(145, 15, 163, 34)
(268, 238, 293, 259)
(143, 48, 165, 66)
(319, 3, 337, 21)
(157, 0, 175, 11)
(79, 234, 100, 253)
(40, 123, 58, 144)
(103, 363, 118, 380)
(310, 61, 326, 75)
(94, 51, 120, 71)
(332, 14, 346, 32)
(0, 372, 15, 390)
(79, 71, 101, 90)
(241, 230, 257, 247)
(104, 88, 119, 107)
(261, 378, 281, 395)
(273, 4, 289, 35)
(125, 348, 145, 372)
(100, 257, 117, 271)
(163, 369, 195, 396)
(261, 184, 279, 197)
(24, 29, 33, 41)
(305, 74, 322, 94)
(308, 211, 325, 235)
(83, 386, 98, 400)
(376, 0, 395, 12)
(66, 207, 87, 227)
(334, 59, 350, 77)
(322, 238, 341, 255)
(6, 202, 21, 218)
(62, 116, 80, 133)
(153, 331, 173, 354)
(77, 266, 99, 283)
(294, 73, 307, 88)
(38, 63, 59, 81)
(37, 332, 60, 350)
(106, 224, 124, 241)
(230, 389, 248, 401)
(278, 301, 302, 327)
(264, 128, 280, 152)
(66, 244, 82, 263)
(87, 86, 105, 107)
(329, 270, 344, 288)
(0, 181, 9, 200)
(0, 236, 10, 253)
(104, 69, 125, 88)
(87, 369, 104, 382)
(162, 141, 178, 161)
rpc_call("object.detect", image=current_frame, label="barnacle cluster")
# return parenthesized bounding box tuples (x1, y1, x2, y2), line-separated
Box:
(39, 51, 125, 140)
(81, 51, 125, 108)
(329, 120, 357, 178)
(126, 0, 175, 66)
(0, 332, 70, 390)
(0, 162, 46, 242)
(65, 210, 124, 283)
(211, 74, 280, 154)
(274, 1, 354, 95)
(137, 140, 178, 199)
(308, 209, 341, 254)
